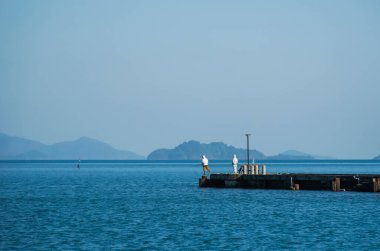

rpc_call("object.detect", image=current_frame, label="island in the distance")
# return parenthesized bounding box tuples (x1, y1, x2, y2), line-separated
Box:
(147, 140, 330, 160)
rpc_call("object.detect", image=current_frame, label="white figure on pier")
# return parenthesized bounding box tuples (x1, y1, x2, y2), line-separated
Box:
(232, 154, 238, 174)
(202, 155, 211, 176)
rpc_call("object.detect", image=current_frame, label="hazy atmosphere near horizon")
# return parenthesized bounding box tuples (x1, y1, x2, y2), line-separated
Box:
(1, 0, 379, 159)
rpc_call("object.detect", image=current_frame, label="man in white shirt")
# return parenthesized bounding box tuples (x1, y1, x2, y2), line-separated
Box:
(201, 155, 211, 176)
(232, 154, 238, 174)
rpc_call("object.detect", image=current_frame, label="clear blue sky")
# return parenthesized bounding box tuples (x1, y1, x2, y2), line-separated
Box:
(1, 0, 379, 158)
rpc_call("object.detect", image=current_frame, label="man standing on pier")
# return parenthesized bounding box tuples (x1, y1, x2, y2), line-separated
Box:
(232, 154, 238, 174)
(202, 155, 211, 176)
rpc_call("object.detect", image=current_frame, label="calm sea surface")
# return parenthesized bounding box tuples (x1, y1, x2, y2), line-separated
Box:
(1, 160, 380, 250)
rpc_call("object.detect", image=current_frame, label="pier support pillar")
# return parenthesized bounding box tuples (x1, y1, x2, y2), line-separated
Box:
(261, 165, 266, 175)
(199, 175, 208, 187)
(332, 178, 341, 192)
(254, 165, 259, 175)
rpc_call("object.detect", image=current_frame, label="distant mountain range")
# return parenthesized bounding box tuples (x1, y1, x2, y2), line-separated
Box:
(147, 140, 330, 160)
(0, 133, 342, 161)
(268, 150, 333, 160)
(0, 133, 143, 160)
(375, 155, 380, 160)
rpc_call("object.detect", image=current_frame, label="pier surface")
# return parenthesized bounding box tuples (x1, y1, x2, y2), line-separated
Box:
(199, 173, 380, 192)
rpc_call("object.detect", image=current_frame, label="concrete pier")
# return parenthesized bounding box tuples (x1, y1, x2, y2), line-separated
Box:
(199, 173, 380, 192)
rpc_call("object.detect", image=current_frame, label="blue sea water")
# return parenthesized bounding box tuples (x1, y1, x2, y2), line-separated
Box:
(1, 160, 380, 250)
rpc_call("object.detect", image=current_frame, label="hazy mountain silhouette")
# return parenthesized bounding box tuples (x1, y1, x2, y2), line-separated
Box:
(268, 150, 333, 160)
(0, 133, 46, 159)
(374, 155, 380, 160)
(147, 140, 265, 160)
(0, 133, 143, 160)
(147, 141, 334, 160)
(1, 133, 337, 161)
